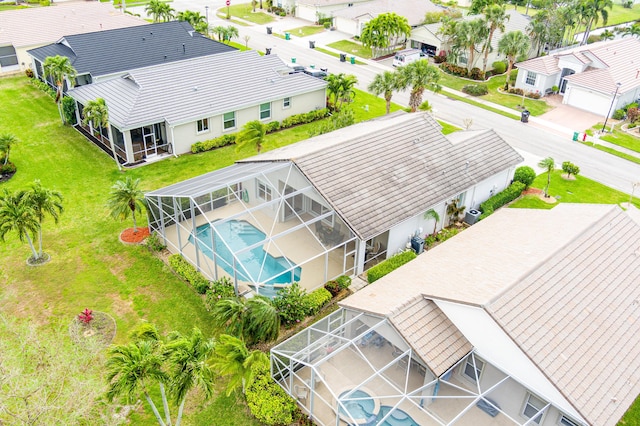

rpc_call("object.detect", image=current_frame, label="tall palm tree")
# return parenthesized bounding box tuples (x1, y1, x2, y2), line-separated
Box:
(212, 334, 269, 396)
(0, 189, 40, 261)
(397, 60, 441, 112)
(42, 55, 77, 124)
(107, 177, 146, 232)
(176, 10, 206, 28)
(145, 0, 174, 22)
(367, 71, 401, 115)
(225, 25, 239, 43)
(579, 0, 613, 45)
(424, 209, 440, 236)
(526, 16, 548, 56)
(538, 157, 555, 198)
(164, 328, 216, 426)
(106, 341, 168, 426)
(82, 98, 109, 143)
(27, 180, 63, 258)
(236, 120, 267, 154)
(0, 133, 17, 166)
(482, 5, 509, 73)
(325, 73, 358, 112)
(498, 31, 531, 90)
(455, 18, 489, 73)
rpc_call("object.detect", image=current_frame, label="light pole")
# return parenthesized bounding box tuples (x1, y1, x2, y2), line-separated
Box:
(602, 82, 621, 133)
(205, 5, 209, 24)
(630, 182, 640, 207)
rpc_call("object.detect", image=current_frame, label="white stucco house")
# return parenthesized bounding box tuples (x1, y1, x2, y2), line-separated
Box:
(295, 0, 371, 23)
(514, 38, 640, 116)
(145, 112, 522, 297)
(67, 50, 327, 166)
(272, 203, 640, 426)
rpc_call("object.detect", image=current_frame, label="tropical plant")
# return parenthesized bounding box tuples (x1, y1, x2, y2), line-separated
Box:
(538, 157, 555, 197)
(367, 70, 401, 114)
(325, 73, 358, 112)
(225, 25, 239, 43)
(236, 120, 267, 153)
(27, 180, 63, 258)
(424, 208, 440, 236)
(562, 161, 580, 179)
(0, 133, 17, 166)
(107, 177, 146, 232)
(454, 18, 489, 73)
(212, 334, 269, 395)
(578, 0, 613, 45)
(446, 198, 465, 225)
(396, 60, 441, 112)
(481, 4, 509, 73)
(526, 15, 548, 56)
(145, 0, 174, 22)
(0, 189, 40, 261)
(599, 29, 615, 41)
(618, 23, 640, 39)
(272, 282, 308, 327)
(360, 12, 411, 57)
(82, 98, 109, 142)
(498, 31, 530, 90)
(212, 25, 227, 42)
(42, 55, 77, 123)
(176, 10, 206, 28)
(210, 296, 279, 344)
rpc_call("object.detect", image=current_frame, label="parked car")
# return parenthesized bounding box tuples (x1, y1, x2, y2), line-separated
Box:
(286, 63, 305, 74)
(303, 68, 328, 78)
(393, 48, 423, 67)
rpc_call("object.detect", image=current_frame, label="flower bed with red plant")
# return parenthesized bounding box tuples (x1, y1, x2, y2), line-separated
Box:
(119, 227, 150, 244)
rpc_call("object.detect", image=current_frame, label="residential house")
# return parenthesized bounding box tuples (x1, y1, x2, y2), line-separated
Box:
(145, 112, 522, 297)
(271, 203, 640, 426)
(515, 38, 640, 116)
(295, 0, 371, 23)
(410, 10, 531, 65)
(67, 50, 327, 165)
(0, 2, 144, 74)
(28, 21, 236, 90)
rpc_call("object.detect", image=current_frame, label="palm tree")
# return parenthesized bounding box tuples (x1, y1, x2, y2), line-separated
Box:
(106, 340, 169, 426)
(211, 298, 247, 337)
(27, 180, 63, 258)
(42, 55, 77, 123)
(176, 10, 206, 28)
(0, 189, 40, 261)
(82, 98, 108, 142)
(397, 60, 441, 112)
(164, 328, 216, 426)
(538, 157, 555, 198)
(243, 296, 279, 344)
(107, 177, 146, 232)
(325, 73, 358, 112)
(498, 31, 531, 90)
(482, 4, 509, 73)
(578, 0, 613, 45)
(600, 29, 615, 41)
(367, 71, 401, 115)
(145, 0, 174, 22)
(212, 25, 227, 42)
(225, 25, 239, 43)
(424, 209, 440, 236)
(0, 133, 17, 166)
(454, 18, 488, 73)
(236, 120, 267, 154)
(526, 16, 548, 56)
(619, 23, 640, 39)
(212, 334, 269, 395)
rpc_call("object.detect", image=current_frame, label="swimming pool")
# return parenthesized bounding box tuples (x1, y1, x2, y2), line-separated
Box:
(338, 389, 378, 425)
(189, 220, 302, 286)
(377, 406, 419, 426)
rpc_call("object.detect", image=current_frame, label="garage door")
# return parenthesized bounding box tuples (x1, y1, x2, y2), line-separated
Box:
(0, 45, 18, 67)
(297, 4, 317, 22)
(565, 86, 611, 116)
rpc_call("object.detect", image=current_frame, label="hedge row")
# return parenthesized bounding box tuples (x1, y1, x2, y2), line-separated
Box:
(324, 275, 351, 296)
(367, 250, 417, 283)
(246, 364, 298, 425)
(304, 287, 333, 315)
(424, 226, 461, 249)
(168, 254, 210, 294)
(462, 84, 488, 96)
(440, 63, 485, 80)
(190, 108, 329, 154)
(479, 181, 526, 220)
(30, 78, 56, 99)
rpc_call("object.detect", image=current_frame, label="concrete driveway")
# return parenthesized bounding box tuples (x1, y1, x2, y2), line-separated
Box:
(537, 103, 605, 134)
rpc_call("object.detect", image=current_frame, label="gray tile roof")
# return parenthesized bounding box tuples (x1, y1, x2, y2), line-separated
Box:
(333, 0, 442, 27)
(28, 21, 236, 78)
(250, 112, 522, 240)
(67, 51, 327, 129)
(488, 207, 640, 426)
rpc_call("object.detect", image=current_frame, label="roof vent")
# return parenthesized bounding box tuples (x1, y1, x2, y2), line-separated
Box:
(183, 43, 186, 54)
(142, 37, 146, 41)
(193, 86, 198, 91)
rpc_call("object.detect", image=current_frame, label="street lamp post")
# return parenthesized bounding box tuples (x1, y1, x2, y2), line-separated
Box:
(205, 5, 209, 24)
(602, 82, 622, 133)
(630, 182, 640, 207)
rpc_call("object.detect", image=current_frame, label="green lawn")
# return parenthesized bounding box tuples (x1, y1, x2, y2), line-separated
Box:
(314, 46, 367, 64)
(221, 3, 274, 24)
(327, 40, 373, 59)
(439, 121, 462, 134)
(590, 125, 640, 153)
(0, 4, 29, 10)
(579, 141, 640, 165)
(286, 25, 326, 37)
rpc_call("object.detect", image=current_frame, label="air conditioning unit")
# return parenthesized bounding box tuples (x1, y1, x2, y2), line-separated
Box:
(464, 209, 481, 225)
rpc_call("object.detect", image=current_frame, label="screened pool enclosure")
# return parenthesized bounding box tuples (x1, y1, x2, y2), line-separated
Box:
(146, 161, 357, 296)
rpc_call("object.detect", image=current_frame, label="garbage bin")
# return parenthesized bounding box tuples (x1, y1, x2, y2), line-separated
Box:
(350, 55, 355, 64)
(572, 131, 579, 141)
(309, 40, 315, 49)
(266, 26, 272, 34)
(265, 48, 271, 55)
(410, 236, 425, 255)
(291, 57, 296, 63)
(310, 64, 315, 69)
(520, 109, 530, 123)
(285, 32, 290, 40)
(339, 53, 346, 62)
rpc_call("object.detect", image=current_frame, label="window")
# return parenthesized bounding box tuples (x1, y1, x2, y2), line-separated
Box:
(559, 416, 580, 426)
(197, 118, 209, 133)
(526, 71, 537, 86)
(310, 199, 329, 216)
(260, 102, 271, 120)
(523, 393, 546, 424)
(223, 112, 235, 130)
(462, 356, 484, 382)
(283, 97, 291, 109)
(257, 180, 272, 201)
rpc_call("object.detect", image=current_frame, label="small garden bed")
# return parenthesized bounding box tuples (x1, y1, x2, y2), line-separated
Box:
(119, 226, 150, 244)
(68, 310, 117, 346)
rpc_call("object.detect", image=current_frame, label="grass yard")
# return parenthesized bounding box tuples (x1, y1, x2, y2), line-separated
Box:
(286, 25, 326, 37)
(314, 46, 367, 64)
(221, 3, 274, 24)
(588, 125, 640, 153)
(0, 4, 29, 10)
(327, 39, 373, 59)
(579, 141, 640, 165)
(439, 121, 462, 135)
(509, 170, 640, 209)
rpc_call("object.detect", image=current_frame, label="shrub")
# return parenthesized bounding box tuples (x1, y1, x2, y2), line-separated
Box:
(272, 283, 308, 327)
(367, 250, 417, 283)
(62, 96, 77, 125)
(204, 277, 236, 309)
(168, 254, 210, 294)
(435, 227, 460, 242)
(323, 21, 331, 29)
(145, 232, 166, 252)
(469, 67, 484, 80)
(324, 275, 351, 296)
(627, 107, 639, 123)
(281, 108, 329, 128)
(526, 91, 541, 99)
(266, 120, 280, 133)
(30, 78, 56, 99)
(612, 108, 626, 120)
(508, 87, 524, 96)
(0, 162, 17, 175)
(246, 364, 297, 425)
(25, 68, 35, 79)
(513, 166, 536, 189)
(433, 51, 447, 64)
(479, 181, 525, 220)
(561, 161, 580, 178)
(303, 287, 332, 315)
(625, 102, 638, 112)
(551, 85, 559, 94)
(440, 62, 467, 77)
(462, 84, 488, 96)
(191, 133, 236, 153)
(492, 61, 506, 74)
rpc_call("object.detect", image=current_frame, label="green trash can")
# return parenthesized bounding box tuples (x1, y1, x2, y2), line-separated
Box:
(285, 32, 290, 40)
(350, 55, 355, 64)
(291, 57, 296, 63)
(572, 131, 579, 141)
(310, 64, 315, 69)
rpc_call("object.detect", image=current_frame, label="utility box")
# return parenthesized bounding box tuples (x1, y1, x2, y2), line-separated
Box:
(465, 209, 481, 225)
(411, 236, 425, 255)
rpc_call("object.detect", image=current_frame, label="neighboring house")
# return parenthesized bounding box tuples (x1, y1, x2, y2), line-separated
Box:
(410, 10, 531, 65)
(271, 203, 640, 426)
(331, 0, 443, 37)
(295, 0, 371, 23)
(28, 21, 236, 91)
(0, 2, 145, 74)
(515, 38, 640, 116)
(145, 112, 522, 297)
(67, 50, 327, 165)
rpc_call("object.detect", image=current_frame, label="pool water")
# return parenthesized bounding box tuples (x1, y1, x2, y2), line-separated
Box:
(338, 390, 377, 423)
(189, 220, 302, 286)
(377, 406, 419, 426)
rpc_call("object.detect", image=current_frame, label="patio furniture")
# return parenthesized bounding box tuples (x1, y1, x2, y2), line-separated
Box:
(325, 224, 343, 245)
(294, 384, 308, 403)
